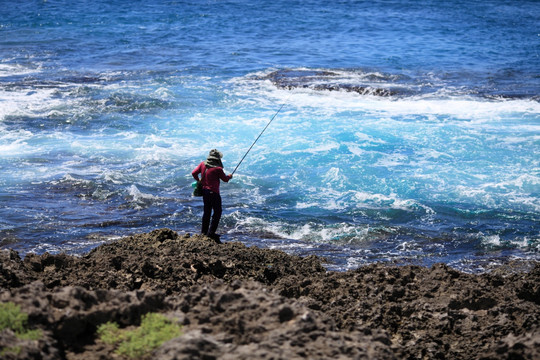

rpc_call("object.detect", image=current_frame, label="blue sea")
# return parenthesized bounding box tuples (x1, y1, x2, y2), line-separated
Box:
(1, 0, 539, 272)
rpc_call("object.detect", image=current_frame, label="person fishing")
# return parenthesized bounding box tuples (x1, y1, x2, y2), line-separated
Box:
(192, 149, 233, 243)
(191, 101, 285, 243)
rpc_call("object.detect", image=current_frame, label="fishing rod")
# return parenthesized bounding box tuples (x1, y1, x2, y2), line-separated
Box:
(231, 101, 287, 175)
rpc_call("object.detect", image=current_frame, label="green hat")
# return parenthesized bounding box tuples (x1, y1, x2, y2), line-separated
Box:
(205, 149, 224, 168)
(208, 149, 223, 159)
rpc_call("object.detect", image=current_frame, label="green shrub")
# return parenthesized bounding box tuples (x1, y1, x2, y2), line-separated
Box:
(0, 302, 42, 341)
(0, 345, 22, 356)
(97, 313, 182, 358)
(97, 321, 122, 345)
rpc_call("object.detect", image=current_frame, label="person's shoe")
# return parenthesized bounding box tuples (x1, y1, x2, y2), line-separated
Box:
(208, 233, 222, 244)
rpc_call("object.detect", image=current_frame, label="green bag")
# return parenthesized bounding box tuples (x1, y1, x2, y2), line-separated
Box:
(192, 168, 206, 197)
(192, 180, 203, 196)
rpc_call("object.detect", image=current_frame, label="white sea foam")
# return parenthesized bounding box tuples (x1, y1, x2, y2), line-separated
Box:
(349, 191, 434, 214)
(154, 87, 174, 99)
(353, 132, 387, 143)
(126, 184, 161, 209)
(373, 153, 409, 167)
(344, 143, 367, 157)
(0, 63, 41, 78)
(0, 128, 34, 156)
(0, 87, 61, 121)
(229, 211, 374, 244)
(484, 174, 540, 191)
(321, 167, 342, 184)
(481, 233, 536, 250)
(232, 70, 540, 120)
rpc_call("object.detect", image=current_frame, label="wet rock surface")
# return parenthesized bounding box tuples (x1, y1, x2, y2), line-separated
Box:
(258, 69, 399, 96)
(1, 228, 539, 359)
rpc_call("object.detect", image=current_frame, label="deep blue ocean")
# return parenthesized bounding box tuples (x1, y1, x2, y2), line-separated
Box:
(1, 0, 539, 272)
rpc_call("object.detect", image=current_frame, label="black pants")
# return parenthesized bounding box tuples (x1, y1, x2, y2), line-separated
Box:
(201, 189, 222, 236)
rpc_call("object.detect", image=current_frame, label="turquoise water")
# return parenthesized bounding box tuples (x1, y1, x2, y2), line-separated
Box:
(1, 0, 539, 272)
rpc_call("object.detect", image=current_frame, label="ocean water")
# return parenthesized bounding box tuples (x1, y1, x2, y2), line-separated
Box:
(1, 0, 539, 272)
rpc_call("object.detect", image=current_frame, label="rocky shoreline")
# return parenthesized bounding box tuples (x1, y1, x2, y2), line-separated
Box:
(1, 228, 539, 359)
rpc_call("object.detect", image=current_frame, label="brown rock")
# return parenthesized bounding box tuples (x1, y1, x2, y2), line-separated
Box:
(0, 228, 538, 359)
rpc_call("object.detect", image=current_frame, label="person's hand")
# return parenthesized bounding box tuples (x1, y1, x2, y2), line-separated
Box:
(228, 174, 233, 179)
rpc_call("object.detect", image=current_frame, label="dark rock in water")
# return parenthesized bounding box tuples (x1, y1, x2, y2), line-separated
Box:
(260, 69, 397, 96)
(259, 68, 540, 101)
(0, 228, 539, 359)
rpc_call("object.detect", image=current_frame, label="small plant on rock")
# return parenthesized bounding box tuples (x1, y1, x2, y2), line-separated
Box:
(97, 312, 182, 358)
(0, 302, 42, 356)
(0, 302, 42, 340)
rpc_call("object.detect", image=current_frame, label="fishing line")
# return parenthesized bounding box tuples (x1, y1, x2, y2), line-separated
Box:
(231, 100, 288, 175)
